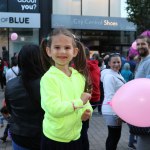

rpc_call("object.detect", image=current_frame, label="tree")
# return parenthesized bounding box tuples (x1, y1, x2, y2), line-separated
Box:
(126, 0, 150, 35)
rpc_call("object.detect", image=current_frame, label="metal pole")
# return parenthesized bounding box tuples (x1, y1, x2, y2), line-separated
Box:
(108, 0, 110, 17)
(81, 0, 82, 16)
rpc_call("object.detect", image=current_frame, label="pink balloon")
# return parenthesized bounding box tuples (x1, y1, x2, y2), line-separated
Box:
(128, 47, 139, 57)
(141, 30, 150, 37)
(11, 33, 18, 41)
(131, 41, 137, 49)
(111, 78, 150, 127)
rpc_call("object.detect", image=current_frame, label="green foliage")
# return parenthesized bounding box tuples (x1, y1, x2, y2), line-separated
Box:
(126, 0, 150, 34)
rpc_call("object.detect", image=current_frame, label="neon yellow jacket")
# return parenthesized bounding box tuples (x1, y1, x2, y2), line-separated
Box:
(40, 66, 93, 142)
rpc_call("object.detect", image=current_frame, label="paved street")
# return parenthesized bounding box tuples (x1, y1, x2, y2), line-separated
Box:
(89, 112, 129, 150)
(0, 90, 131, 150)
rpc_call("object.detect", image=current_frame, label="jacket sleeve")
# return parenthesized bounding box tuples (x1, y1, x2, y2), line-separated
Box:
(40, 76, 84, 118)
(5, 86, 12, 114)
(80, 101, 93, 117)
(103, 75, 116, 102)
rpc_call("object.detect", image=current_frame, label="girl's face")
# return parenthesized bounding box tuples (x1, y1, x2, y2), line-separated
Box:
(46, 34, 78, 69)
(108, 56, 121, 72)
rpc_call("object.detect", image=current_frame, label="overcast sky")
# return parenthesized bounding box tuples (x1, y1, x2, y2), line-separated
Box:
(121, 0, 128, 18)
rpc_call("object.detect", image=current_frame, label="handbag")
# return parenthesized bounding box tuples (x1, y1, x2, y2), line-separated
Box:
(11, 68, 18, 76)
(129, 124, 150, 135)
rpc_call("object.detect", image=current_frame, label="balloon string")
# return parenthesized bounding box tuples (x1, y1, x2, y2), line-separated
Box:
(77, 102, 111, 109)
(91, 102, 112, 107)
(90, 103, 109, 107)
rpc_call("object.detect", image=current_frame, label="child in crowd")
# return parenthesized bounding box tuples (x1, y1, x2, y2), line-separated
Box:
(0, 99, 7, 128)
(40, 28, 93, 150)
(0, 106, 11, 143)
(121, 62, 133, 82)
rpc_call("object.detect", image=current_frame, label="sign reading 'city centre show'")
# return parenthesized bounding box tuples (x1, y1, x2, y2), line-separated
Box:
(8, 0, 39, 12)
(52, 15, 136, 31)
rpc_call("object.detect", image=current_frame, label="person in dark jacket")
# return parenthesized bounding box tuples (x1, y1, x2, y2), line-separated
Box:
(0, 58, 5, 90)
(81, 47, 100, 150)
(5, 44, 44, 150)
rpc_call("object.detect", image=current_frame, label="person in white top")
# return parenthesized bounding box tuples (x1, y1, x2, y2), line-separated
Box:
(6, 56, 19, 82)
(101, 53, 125, 150)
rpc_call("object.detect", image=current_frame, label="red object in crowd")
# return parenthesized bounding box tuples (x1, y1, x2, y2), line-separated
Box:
(87, 60, 100, 102)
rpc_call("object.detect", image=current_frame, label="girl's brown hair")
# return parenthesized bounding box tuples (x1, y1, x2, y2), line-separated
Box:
(40, 37, 51, 72)
(40, 28, 91, 92)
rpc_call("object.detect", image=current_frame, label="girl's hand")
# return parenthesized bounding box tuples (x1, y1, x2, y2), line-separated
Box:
(81, 92, 91, 105)
(81, 109, 91, 121)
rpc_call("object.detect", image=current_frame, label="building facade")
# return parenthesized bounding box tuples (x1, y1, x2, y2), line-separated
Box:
(0, 0, 136, 60)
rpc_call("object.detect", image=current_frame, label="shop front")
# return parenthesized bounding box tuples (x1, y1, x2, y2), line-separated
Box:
(0, 0, 40, 60)
(52, 14, 137, 56)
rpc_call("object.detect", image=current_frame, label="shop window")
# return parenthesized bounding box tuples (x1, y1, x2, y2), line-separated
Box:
(9, 28, 39, 59)
(82, 0, 108, 16)
(53, 0, 81, 15)
(0, 28, 8, 59)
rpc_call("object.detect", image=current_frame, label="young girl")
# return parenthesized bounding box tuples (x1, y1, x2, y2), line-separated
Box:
(101, 53, 126, 150)
(40, 28, 93, 150)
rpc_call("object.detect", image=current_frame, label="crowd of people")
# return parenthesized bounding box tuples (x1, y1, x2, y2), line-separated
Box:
(0, 28, 150, 150)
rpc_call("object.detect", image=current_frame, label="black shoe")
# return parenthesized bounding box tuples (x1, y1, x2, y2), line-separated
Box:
(133, 139, 137, 143)
(98, 111, 102, 115)
(128, 144, 136, 150)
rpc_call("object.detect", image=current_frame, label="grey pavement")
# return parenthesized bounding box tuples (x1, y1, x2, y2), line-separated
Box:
(89, 111, 130, 150)
(0, 90, 132, 150)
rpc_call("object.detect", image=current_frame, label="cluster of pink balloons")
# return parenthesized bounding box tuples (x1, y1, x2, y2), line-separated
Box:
(11, 33, 18, 41)
(128, 41, 138, 59)
(131, 41, 137, 50)
(111, 78, 150, 127)
(141, 30, 150, 37)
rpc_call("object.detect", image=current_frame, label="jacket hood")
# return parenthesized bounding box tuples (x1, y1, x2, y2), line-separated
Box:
(87, 60, 99, 71)
(101, 69, 125, 83)
(48, 66, 78, 78)
(101, 69, 111, 82)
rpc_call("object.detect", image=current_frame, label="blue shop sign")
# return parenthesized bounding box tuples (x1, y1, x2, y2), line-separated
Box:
(52, 14, 136, 31)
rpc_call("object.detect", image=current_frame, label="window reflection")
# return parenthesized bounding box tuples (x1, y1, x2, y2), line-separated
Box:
(9, 28, 39, 59)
